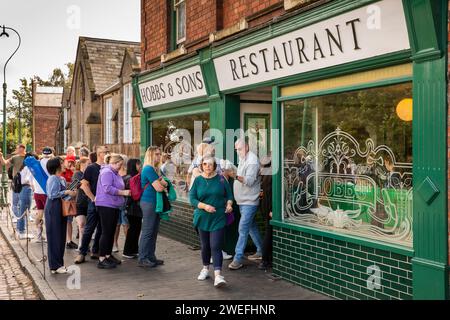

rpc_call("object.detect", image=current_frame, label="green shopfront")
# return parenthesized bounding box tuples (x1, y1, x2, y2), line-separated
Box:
(134, 0, 448, 300)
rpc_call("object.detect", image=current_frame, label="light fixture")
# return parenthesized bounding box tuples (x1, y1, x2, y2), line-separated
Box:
(396, 98, 413, 122)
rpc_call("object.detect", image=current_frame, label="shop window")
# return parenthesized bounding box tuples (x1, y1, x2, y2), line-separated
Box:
(152, 112, 209, 201)
(174, 0, 186, 45)
(104, 98, 113, 144)
(123, 83, 133, 143)
(283, 82, 413, 246)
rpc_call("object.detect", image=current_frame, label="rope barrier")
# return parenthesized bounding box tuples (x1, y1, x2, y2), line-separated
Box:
(3, 189, 48, 280)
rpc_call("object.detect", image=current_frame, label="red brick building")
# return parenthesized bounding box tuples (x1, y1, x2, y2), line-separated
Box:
(136, 0, 448, 300)
(141, 0, 292, 69)
(32, 85, 63, 153)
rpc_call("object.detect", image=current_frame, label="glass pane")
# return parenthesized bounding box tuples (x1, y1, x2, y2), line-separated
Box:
(177, 2, 186, 42)
(283, 82, 413, 246)
(152, 112, 210, 201)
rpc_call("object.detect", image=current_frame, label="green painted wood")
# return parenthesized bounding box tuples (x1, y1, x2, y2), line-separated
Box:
(211, 0, 378, 59)
(148, 104, 209, 121)
(139, 111, 149, 161)
(404, 0, 448, 300)
(169, 0, 176, 52)
(199, 48, 220, 98)
(141, 96, 208, 113)
(402, 0, 442, 62)
(271, 86, 282, 222)
(219, 51, 411, 96)
(132, 75, 148, 160)
(209, 94, 240, 253)
(278, 76, 413, 102)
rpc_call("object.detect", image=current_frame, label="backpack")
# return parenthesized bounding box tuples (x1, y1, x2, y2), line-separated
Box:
(12, 172, 22, 193)
(129, 173, 149, 201)
(7, 166, 13, 180)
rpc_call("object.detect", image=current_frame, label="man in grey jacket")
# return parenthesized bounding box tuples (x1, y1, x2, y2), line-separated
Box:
(229, 138, 263, 270)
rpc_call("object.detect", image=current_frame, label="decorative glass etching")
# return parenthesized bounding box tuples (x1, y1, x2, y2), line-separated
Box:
(283, 82, 413, 246)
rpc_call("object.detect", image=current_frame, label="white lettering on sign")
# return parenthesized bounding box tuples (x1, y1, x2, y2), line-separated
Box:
(214, 0, 410, 91)
(138, 66, 206, 108)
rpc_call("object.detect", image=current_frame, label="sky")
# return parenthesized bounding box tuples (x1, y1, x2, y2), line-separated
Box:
(0, 0, 140, 115)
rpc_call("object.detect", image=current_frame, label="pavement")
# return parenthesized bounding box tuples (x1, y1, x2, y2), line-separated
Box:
(0, 213, 40, 300)
(0, 206, 328, 300)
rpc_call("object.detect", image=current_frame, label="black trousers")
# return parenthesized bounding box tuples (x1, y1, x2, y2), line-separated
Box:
(262, 217, 273, 264)
(97, 206, 120, 257)
(123, 215, 142, 255)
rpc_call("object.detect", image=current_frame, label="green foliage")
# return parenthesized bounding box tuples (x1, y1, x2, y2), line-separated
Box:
(1, 63, 73, 154)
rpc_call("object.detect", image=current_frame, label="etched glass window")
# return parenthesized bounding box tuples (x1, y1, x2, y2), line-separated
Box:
(283, 82, 413, 246)
(152, 112, 209, 201)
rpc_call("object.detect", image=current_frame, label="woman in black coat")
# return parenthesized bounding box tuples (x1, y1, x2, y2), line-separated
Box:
(122, 159, 143, 259)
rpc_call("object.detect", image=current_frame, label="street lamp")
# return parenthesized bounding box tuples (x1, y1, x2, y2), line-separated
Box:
(0, 25, 21, 207)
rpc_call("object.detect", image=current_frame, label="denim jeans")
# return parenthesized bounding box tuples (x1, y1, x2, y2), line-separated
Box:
(138, 201, 160, 263)
(199, 228, 225, 271)
(17, 186, 32, 233)
(12, 191, 20, 221)
(233, 205, 263, 263)
(79, 201, 102, 256)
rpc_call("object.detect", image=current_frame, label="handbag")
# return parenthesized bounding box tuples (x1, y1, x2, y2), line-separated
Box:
(61, 198, 77, 217)
(226, 211, 235, 226)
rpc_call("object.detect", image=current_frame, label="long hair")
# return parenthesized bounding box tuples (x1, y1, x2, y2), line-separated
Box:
(127, 158, 141, 177)
(143, 146, 161, 171)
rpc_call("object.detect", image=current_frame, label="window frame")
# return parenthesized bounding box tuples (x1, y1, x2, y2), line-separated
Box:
(105, 98, 113, 145)
(123, 83, 133, 143)
(279, 75, 414, 250)
(174, 0, 186, 45)
(149, 108, 210, 203)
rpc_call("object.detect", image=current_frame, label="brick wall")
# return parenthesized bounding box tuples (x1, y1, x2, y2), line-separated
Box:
(141, 0, 170, 68)
(141, 0, 285, 70)
(159, 202, 201, 248)
(34, 106, 61, 152)
(223, 0, 283, 29)
(273, 226, 413, 300)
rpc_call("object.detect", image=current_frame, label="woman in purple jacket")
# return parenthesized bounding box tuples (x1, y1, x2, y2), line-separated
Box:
(95, 154, 131, 269)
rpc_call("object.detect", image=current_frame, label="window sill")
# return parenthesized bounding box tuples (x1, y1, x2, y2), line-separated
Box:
(161, 45, 187, 64)
(270, 219, 414, 257)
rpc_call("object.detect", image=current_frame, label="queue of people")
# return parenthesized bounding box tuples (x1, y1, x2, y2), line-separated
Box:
(0, 137, 274, 287)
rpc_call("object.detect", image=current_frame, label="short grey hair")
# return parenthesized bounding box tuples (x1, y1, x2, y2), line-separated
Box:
(235, 137, 248, 148)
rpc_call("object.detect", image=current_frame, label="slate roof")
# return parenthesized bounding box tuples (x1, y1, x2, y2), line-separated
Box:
(77, 37, 140, 96)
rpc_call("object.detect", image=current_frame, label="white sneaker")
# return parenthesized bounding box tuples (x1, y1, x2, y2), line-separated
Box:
(214, 275, 227, 288)
(222, 251, 233, 260)
(19, 233, 34, 240)
(12, 217, 18, 223)
(113, 246, 119, 253)
(51, 266, 68, 274)
(197, 268, 210, 281)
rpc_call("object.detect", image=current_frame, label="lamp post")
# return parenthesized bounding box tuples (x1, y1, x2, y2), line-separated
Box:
(0, 25, 21, 207)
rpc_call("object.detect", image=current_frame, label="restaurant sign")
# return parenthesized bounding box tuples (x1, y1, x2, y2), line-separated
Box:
(138, 65, 206, 108)
(214, 0, 410, 91)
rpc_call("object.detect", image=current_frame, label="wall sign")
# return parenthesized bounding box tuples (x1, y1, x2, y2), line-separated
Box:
(214, 0, 410, 91)
(138, 65, 206, 108)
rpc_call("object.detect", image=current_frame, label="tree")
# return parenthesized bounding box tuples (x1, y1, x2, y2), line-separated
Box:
(0, 63, 74, 154)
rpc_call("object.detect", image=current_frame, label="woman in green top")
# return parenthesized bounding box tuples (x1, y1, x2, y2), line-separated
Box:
(190, 156, 233, 288)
